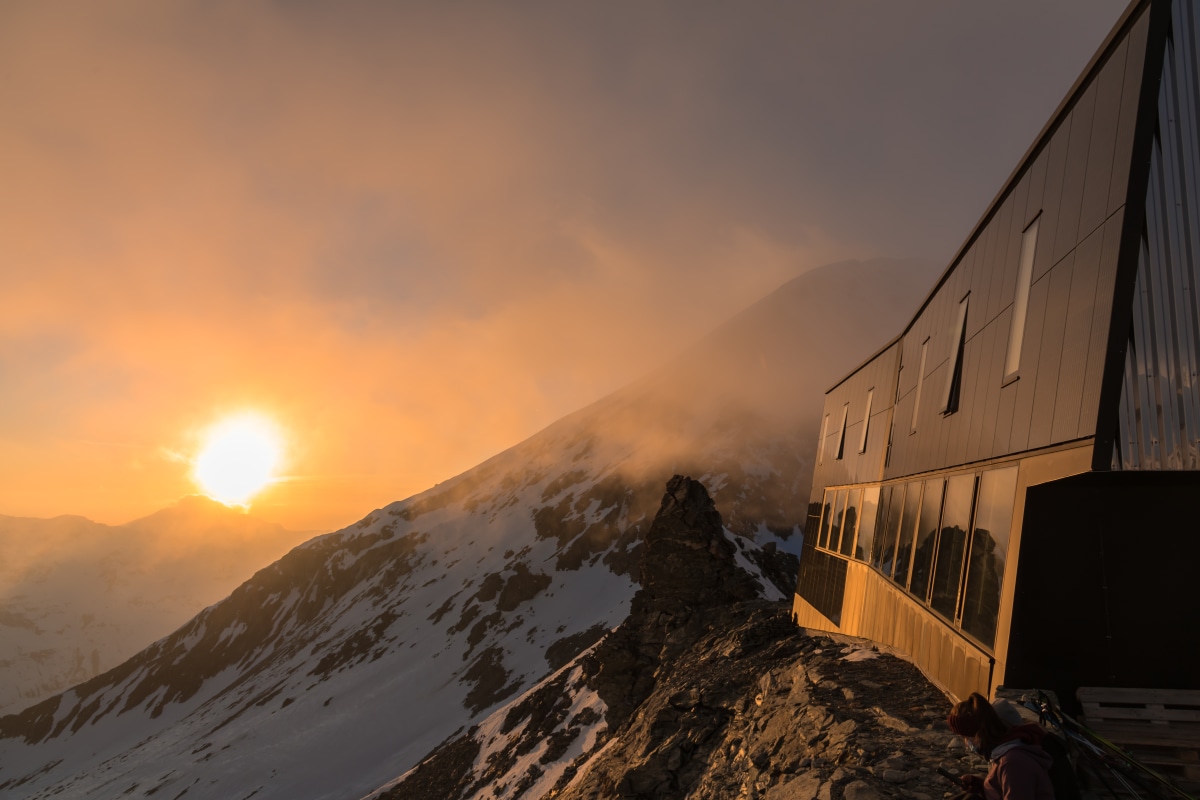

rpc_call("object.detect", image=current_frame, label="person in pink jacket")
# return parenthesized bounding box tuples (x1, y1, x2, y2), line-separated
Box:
(948, 693, 1056, 800)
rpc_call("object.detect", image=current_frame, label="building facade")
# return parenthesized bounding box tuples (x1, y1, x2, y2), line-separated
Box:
(793, 0, 1200, 705)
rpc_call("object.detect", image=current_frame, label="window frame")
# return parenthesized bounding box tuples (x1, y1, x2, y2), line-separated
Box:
(859, 389, 874, 453)
(1004, 215, 1040, 383)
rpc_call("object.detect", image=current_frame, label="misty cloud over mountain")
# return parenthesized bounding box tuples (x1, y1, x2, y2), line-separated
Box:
(0, 258, 936, 800)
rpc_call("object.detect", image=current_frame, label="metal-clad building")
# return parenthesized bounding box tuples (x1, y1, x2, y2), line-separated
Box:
(793, 0, 1200, 705)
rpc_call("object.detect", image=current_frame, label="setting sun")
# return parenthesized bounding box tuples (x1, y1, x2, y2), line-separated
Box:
(193, 415, 282, 506)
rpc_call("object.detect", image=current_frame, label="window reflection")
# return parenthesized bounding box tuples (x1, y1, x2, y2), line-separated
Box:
(930, 474, 976, 619)
(870, 485, 896, 570)
(818, 491, 834, 549)
(908, 478, 944, 601)
(830, 489, 848, 552)
(841, 488, 862, 556)
(893, 481, 922, 587)
(961, 467, 1018, 647)
(856, 486, 880, 561)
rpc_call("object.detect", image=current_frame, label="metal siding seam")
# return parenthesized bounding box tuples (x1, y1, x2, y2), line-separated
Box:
(975, 226, 995, 340)
(1110, 11, 1153, 219)
(1053, 229, 1105, 442)
(992, 196, 1017, 326)
(989, 196, 1017, 325)
(972, 321, 1003, 461)
(1011, 276, 1051, 451)
(1037, 115, 1074, 282)
(1080, 37, 1130, 239)
(1029, 256, 1076, 449)
(1055, 84, 1099, 264)
(1080, 212, 1127, 437)
(962, 329, 987, 462)
(1027, 149, 1051, 228)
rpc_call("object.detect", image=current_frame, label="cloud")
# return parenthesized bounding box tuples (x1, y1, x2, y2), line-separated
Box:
(0, 0, 1129, 529)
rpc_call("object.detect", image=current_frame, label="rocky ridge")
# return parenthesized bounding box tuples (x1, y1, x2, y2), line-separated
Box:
(0, 259, 938, 800)
(378, 477, 985, 800)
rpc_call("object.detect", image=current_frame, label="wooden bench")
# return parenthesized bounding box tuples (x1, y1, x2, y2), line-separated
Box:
(1077, 687, 1200, 794)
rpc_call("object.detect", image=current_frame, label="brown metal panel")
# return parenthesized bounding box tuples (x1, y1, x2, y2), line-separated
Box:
(898, 334, 918, 398)
(969, 227, 993, 340)
(891, 391, 915, 478)
(978, 320, 1006, 459)
(967, 322, 999, 461)
(922, 362, 947, 470)
(985, 196, 1016, 328)
(1080, 213, 1126, 438)
(953, 332, 983, 464)
(1052, 228, 1105, 442)
(1026, 148, 1050, 227)
(1109, 11, 1151, 217)
(1029, 255, 1077, 449)
(1036, 117, 1073, 281)
(992, 376, 1019, 457)
(994, 180, 1030, 334)
(1054, 83, 1098, 264)
(1079, 35, 1129, 240)
(1009, 276, 1051, 452)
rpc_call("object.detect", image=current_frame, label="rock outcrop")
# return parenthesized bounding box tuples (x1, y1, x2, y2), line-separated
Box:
(381, 476, 985, 800)
(589, 475, 761, 728)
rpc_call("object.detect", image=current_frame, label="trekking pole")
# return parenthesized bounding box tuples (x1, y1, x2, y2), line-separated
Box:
(1025, 691, 1193, 800)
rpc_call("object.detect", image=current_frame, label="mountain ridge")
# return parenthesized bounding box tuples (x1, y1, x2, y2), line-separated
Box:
(0, 258, 938, 800)
(0, 498, 313, 716)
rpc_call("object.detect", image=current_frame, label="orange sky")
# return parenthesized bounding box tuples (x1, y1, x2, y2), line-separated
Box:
(0, 1, 1129, 532)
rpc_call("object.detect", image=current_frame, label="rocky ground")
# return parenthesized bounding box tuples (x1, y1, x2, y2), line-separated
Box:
(381, 477, 988, 800)
(554, 605, 984, 800)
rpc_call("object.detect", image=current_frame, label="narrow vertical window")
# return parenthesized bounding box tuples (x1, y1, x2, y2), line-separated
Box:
(834, 404, 849, 460)
(911, 339, 929, 433)
(942, 296, 969, 414)
(818, 414, 829, 465)
(859, 389, 874, 453)
(1005, 217, 1039, 379)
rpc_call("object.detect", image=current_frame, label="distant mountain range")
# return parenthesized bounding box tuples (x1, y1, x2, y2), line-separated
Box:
(0, 258, 936, 800)
(0, 497, 314, 716)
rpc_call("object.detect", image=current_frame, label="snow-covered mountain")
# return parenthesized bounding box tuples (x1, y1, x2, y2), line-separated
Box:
(0, 497, 311, 716)
(0, 258, 935, 800)
(370, 476, 959, 800)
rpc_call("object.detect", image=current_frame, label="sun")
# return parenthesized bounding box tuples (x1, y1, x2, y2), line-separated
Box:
(193, 414, 282, 506)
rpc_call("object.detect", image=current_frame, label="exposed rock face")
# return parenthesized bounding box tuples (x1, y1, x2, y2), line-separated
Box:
(590, 476, 760, 728)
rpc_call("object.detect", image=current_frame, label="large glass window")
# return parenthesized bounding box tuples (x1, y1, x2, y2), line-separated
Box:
(908, 478, 944, 601)
(873, 484, 901, 574)
(840, 487, 862, 556)
(829, 489, 848, 552)
(1005, 218, 1039, 379)
(856, 486, 880, 561)
(961, 467, 1018, 647)
(893, 481, 922, 587)
(817, 491, 834, 549)
(835, 404, 849, 461)
(930, 474, 976, 619)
